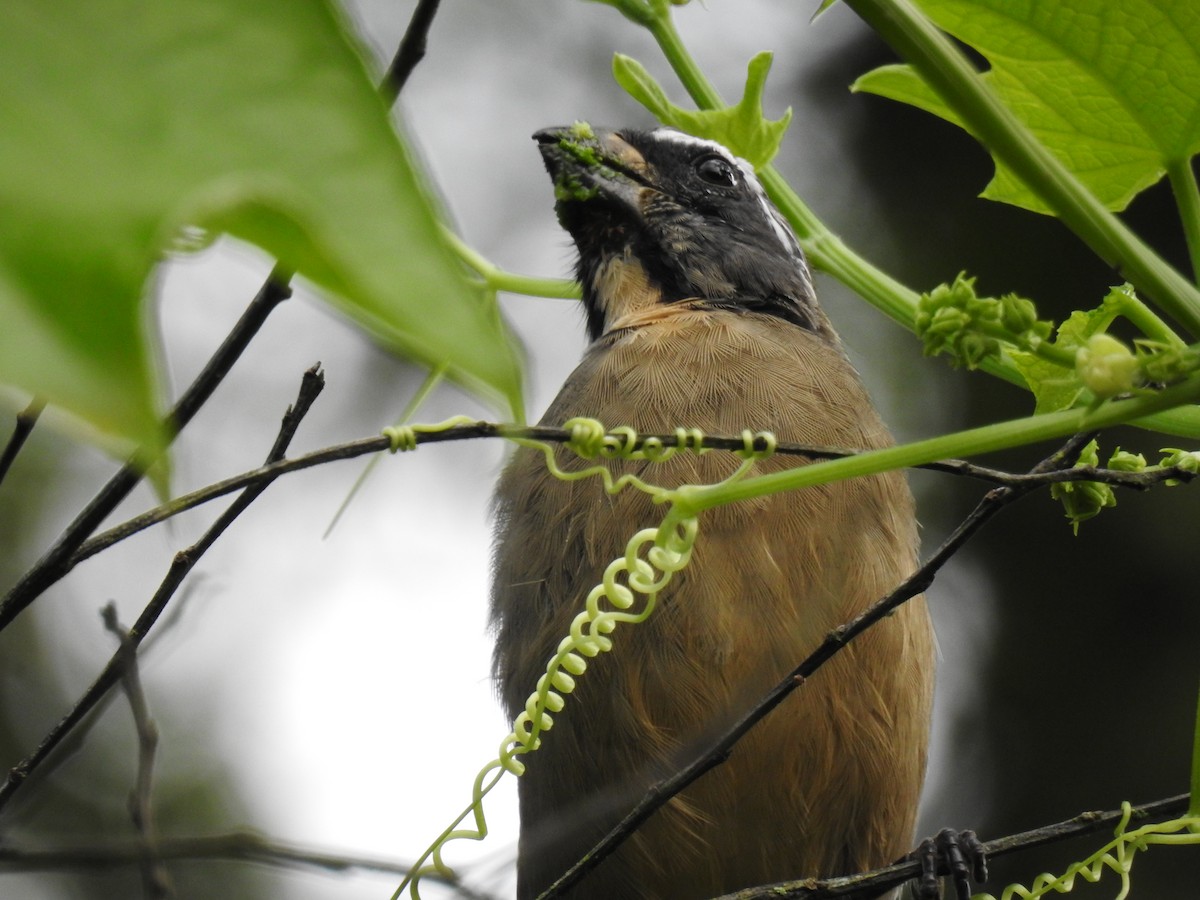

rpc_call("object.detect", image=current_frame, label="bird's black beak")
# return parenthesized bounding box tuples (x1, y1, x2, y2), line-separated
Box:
(534, 124, 649, 225)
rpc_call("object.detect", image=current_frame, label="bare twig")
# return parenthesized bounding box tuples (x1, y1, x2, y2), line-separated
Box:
(536, 434, 1098, 900)
(102, 603, 175, 899)
(0, 397, 45, 488)
(712, 793, 1192, 899)
(0, 831, 496, 900)
(0, 367, 325, 813)
(380, 0, 443, 104)
(0, 275, 293, 633)
(72, 423, 1197, 563)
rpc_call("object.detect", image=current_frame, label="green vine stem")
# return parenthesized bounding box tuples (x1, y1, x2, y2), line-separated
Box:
(442, 228, 579, 299)
(649, 7, 1024, 394)
(843, 0, 1200, 336)
(633, 1, 1200, 439)
(1168, 157, 1200, 285)
(675, 372, 1200, 515)
(1110, 286, 1188, 348)
(1191, 680, 1200, 818)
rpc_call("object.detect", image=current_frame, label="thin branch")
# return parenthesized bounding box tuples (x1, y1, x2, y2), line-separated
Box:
(0, 397, 46, 487)
(0, 832, 496, 900)
(536, 434, 1097, 900)
(0, 274, 293, 634)
(712, 793, 1193, 899)
(380, 0, 443, 104)
(102, 603, 175, 900)
(73, 423, 1198, 564)
(0, 0, 446, 634)
(0, 367, 325, 814)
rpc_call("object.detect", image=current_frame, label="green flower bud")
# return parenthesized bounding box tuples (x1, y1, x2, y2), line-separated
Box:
(999, 294, 1038, 333)
(1159, 448, 1200, 485)
(958, 332, 999, 368)
(1161, 448, 1200, 473)
(1050, 439, 1115, 533)
(1051, 479, 1116, 534)
(1076, 334, 1139, 398)
(1106, 448, 1146, 472)
(1137, 343, 1200, 384)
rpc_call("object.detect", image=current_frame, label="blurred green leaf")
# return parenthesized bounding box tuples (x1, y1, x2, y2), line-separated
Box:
(853, 0, 1200, 213)
(0, 0, 524, 456)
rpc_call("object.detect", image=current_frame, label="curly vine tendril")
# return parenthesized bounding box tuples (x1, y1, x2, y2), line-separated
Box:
(391, 419, 776, 899)
(382, 415, 479, 453)
(974, 803, 1200, 900)
(386, 420, 1200, 900)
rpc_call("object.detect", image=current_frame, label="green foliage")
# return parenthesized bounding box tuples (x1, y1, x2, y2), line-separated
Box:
(917, 274, 1200, 420)
(612, 52, 792, 168)
(1010, 307, 1112, 413)
(1159, 447, 1200, 485)
(915, 273, 1053, 370)
(0, 0, 523, 457)
(852, 0, 1200, 214)
(1050, 440, 1116, 533)
(589, 0, 693, 27)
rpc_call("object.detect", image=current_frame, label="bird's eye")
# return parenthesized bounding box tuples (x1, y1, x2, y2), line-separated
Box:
(694, 155, 739, 187)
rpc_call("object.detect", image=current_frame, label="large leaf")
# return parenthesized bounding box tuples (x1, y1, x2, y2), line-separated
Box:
(853, 0, 1200, 213)
(0, 0, 524, 455)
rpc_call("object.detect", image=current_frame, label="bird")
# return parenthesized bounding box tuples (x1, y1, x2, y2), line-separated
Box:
(489, 124, 935, 900)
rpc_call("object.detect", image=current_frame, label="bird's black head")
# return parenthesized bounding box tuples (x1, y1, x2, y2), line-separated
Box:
(534, 123, 829, 342)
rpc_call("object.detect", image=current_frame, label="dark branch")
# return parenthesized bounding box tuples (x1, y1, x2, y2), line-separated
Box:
(0, 831, 495, 900)
(0, 367, 325, 813)
(0, 397, 45, 488)
(380, 0, 444, 104)
(72, 423, 1197, 564)
(102, 603, 175, 899)
(535, 434, 1098, 900)
(0, 275, 292, 633)
(712, 793, 1192, 899)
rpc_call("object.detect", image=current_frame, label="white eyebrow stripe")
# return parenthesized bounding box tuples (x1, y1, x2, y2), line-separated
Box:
(651, 128, 735, 159)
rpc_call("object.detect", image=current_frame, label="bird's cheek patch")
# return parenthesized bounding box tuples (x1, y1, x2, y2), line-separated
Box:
(591, 252, 664, 330)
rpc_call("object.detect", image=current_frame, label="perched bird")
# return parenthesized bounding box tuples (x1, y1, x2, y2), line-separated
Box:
(490, 125, 935, 899)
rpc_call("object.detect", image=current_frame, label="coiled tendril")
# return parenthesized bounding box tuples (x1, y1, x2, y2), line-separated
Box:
(382, 415, 478, 452)
(975, 803, 1200, 900)
(393, 419, 776, 899)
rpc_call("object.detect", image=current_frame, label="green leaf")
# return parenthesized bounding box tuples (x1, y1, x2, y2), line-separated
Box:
(1011, 303, 1118, 413)
(0, 0, 524, 456)
(853, 0, 1200, 213)
(613, 52, 792, 168)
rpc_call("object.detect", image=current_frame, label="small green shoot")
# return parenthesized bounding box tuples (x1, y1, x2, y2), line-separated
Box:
(613, 51, 791, 168)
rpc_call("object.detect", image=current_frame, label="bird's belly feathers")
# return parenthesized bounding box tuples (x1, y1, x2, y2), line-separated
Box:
(490, 311, 934, 899)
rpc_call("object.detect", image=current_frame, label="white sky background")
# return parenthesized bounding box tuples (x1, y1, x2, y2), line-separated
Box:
(4, 2, 991, 898)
